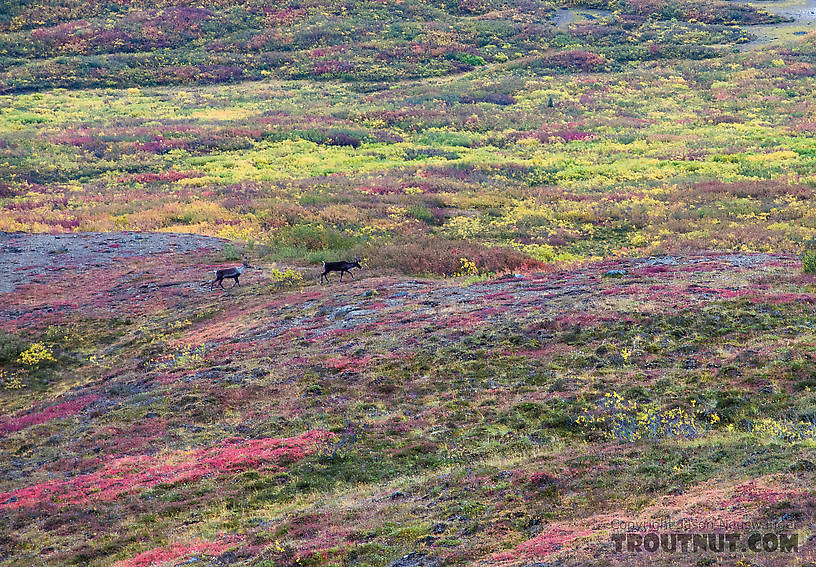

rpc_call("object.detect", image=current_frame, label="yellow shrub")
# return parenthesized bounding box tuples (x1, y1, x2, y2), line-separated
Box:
(18, 343, 56, 368)
(454, 257, 478, 277)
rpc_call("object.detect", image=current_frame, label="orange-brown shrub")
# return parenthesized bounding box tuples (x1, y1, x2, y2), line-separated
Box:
(686, 180, 813, 200)
(361, 237, 546, 276)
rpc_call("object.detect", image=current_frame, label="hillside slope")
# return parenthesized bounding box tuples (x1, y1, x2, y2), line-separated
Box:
(0, 0, 779, 92)
(3, 0, 816, 565)
(1, 232, 815, 566)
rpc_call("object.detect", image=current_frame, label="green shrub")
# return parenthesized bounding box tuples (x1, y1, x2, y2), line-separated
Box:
(223, 243, 242, 261)
(270, 224, 360, 252)
(408, 203, 435, 224)
(448, 52, 487, 66)
(0, 332, 27, 365)
(803, 239, 816, 274)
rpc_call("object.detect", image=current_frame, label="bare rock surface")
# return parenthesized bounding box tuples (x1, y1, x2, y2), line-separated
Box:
(0, 231, 225, 294)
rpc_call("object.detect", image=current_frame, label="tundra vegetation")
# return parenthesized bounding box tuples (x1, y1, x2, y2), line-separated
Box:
(1, 0, 816, 565)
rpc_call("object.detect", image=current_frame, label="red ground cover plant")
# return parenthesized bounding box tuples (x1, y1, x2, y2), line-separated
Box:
(0, 429, 332, 510)
(113, 536, 244, 567)
(324, 355, 374, 373)
(117, 170, 202, 184)
(491, 523, 595, 563)
(0, 394, 98, 435)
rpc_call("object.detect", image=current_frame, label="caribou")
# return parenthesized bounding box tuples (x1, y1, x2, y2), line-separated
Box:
(207, 261, 252, 290)
(320, 256, 362, 284)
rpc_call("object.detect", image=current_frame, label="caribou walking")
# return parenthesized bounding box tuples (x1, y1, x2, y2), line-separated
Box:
(320, 257, 362, 284)
(207, 261, 252, 290)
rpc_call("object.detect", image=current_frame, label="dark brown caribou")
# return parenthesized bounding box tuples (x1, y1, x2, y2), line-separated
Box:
(320, 256, 362, 284)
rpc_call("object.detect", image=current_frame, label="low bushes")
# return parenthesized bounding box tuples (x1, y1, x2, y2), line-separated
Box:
(361, 237, 546, 276)
(803, 239, 816, 274)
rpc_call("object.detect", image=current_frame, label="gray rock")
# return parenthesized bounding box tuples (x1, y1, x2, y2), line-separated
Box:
(332, 305, 357, 320)
(640, 255, 680, 266)
(332, 306, 377, 320)
(603, 269, 627, 278)
(389, 552, 440, 567)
